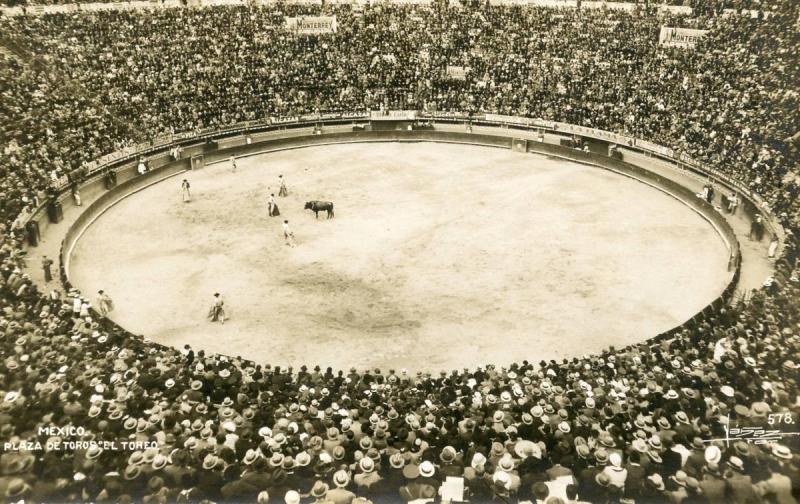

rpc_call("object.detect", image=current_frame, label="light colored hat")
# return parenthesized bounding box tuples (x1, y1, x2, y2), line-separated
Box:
(498, 455, 514, 472)
(728, 456, 744, 471)
(772, 444, 792, 460)
(333, 470, 350, 487)
(310, 481, 329, 498)
(359, 457, 375, 473)
(471, 452, 487, 470)
(284, 490, 301, 504)
(152, 454, 168, 470)
(419, 460, 435, 478)
(492, 470, 511, 489)
(704, 445, 722, 464)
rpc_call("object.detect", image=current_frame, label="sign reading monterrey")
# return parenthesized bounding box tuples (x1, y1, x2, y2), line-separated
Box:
(285, 15, 338, 35)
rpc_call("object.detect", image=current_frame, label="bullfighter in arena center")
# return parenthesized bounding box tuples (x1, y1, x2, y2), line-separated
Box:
(208, 293, 225, 323)
(278, 174, 288, 197)
(283, 220, 296, 247)
(268, 193, 280, 217)
(181, 179, 191, 202)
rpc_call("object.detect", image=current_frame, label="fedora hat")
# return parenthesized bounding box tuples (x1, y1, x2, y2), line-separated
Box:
(202, 455, 220, 470)
(648, 450, 663, 464)
(128, 451, 144, 466)
(333, 470, 350, 487)
(282, 456, 296, 471)
(86, 445, 103, 460)
(152, 454, 168, 470)
(402, 464, 420, 479)
(4, 478, 30, 498)
(419, 461, 435, 478)
(595, 472, 611, 487)
(704, 445, 722, 464)
(123, 465, 141, 481)
(310, 481, 329, 498)
(772, 444, 792, 460)
(390, 453, 406, 469)
(646, 474, 665, 491)
(270, 452, 284, 467)
(295, 451, 311, 467)
(440, 446, 456, 463)
(471, 453, 487, 470)
(648, 435, 663, 450)
(243, 449, 259, 465)
(669, 470, 688, 487)
(497, 455, 514, 472)
(359, 457, 375, 473)
(728, 456, 745, 472)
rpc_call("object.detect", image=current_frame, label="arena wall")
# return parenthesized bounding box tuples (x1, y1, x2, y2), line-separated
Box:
(37, 122, 745, 363)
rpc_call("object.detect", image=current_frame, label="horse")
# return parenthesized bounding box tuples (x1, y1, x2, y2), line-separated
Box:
(304, 200, 335, 219)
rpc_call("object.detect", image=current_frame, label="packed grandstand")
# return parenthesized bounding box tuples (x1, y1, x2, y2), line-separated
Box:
(1, 0, 799, 502)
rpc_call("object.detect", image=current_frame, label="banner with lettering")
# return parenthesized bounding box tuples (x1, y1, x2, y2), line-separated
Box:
(634, 138, 674, 158)
(445, 65, 469, 81)
(370, 110, 417, 121)
(285, 15, 337, 34)
(658, 27, 708, 49)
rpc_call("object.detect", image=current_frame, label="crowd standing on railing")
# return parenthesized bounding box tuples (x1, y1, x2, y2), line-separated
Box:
(0, 0, 799, 502)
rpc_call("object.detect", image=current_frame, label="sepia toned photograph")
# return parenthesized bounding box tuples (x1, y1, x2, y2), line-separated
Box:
(0, 0, 798, 501)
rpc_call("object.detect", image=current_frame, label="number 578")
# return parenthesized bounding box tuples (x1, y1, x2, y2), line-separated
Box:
(767, 413, 794, 425)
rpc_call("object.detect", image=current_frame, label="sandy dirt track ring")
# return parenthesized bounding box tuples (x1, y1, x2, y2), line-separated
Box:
(68, 142, 732, 372)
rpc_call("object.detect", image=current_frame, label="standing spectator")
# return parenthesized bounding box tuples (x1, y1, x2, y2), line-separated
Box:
(41, 255, 53, 282)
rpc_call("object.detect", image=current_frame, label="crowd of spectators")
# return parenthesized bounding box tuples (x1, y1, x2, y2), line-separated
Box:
(2, 2, 798, 218)
(1, 1, 799, 502)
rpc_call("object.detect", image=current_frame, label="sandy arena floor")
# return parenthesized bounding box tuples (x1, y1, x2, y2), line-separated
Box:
(69, 142, 732, 372)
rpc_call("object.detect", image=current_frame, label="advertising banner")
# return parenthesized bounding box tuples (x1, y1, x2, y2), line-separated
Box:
(634, 138, 674, 158)
(445, 65, 469, 81)
(285, 15, 337, 34)
(658, 4, 693, 14)
(582, 2, 637, 11)
(658, 26, 708, 48)
(553, 122, 635, 146)
(370, 110, 417, 121)
(484, 114, 532, 125)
